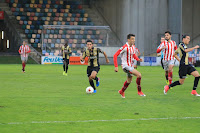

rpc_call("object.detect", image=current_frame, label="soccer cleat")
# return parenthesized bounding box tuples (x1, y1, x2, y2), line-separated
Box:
(191, 90, 200, 96)
(63, 71, 65, 75)
(96, 78, 100, 87)
(118, 90, 125, 98)
(93, 90, 97, 93)
(138, 91, 146, 97)
(164, 85, 170, 94)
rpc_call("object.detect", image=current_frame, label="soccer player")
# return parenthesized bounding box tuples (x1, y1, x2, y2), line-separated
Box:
(18, 40, 30, 73)
(61, 41, 72, 76)
(164, 35, 200, 96)
(80, 40, 110, 93)
(157, 31, 177, 86)
(113, 34, 145, 98)
(157, 36, 167, 83)
(133, 45, 140, 69)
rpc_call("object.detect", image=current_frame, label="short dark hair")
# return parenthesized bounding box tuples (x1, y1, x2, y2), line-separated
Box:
(165, 31, 171, 35)
(182, 34, 190, 40)
(86, 40, 93, 44)
(65, 40, 68, 45)
(127, 34, 135, 39)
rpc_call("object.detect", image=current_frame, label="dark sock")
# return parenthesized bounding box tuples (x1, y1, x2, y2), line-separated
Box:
(193, 77, 200, 90)
(63, 64, 65, 71)
(94, 77, 98, 81)
(66, 65, 68, 73)
(136, 77, 142, 92)
(121, 80, 130, 92)
(89, 80, 96, 90)
(165, 74, 168, 81)
(169, 81, 181, 88)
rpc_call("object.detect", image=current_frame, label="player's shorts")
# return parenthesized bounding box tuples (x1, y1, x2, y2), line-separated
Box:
(123, 66, 134, 77)
(21, 56, 28, 62)
(179, 64, 196, 79)
(161, 58, 164, 69)
(163, 60, 175, 71)
(87, 66, 100, 77)
(63, 58, 69, 65)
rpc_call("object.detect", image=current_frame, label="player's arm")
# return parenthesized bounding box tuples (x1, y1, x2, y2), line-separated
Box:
(98, 48, 109, 63)
(103, 52, 110, 63)
(65, 47, 72, 54)
(113, 49, 122, 72)
(80, 51, 86, 62)
(137, 49, 141, 56)
(133, 54, 142, 62)
(173, 52, 180, 62)
(157, 52, 161, 56)
(157, 43, 166, 53)
(26, 46, 31, 54)
(18, 47, 21, 54)
(184, 45, 199, 53)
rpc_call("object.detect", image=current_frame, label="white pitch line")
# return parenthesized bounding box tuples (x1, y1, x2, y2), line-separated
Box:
(1, 117, 200, 125)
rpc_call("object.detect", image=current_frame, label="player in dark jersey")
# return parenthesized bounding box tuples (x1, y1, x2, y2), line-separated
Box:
(61, 42, 72, 76)
(80, 40, 110, 93)
(164, 35, 200, 96)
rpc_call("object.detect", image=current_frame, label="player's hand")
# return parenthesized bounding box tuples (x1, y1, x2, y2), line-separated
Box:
(138, 58, 143, 62)
(194, 45, 199, 49)
(106, 59, 110, 63)
(114, 67, 118, 72)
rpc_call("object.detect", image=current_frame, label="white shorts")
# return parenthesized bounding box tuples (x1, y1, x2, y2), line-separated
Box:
(123, 66, 134, 77)
(21, 56, 28, 62)
(163, 60, 175, 71)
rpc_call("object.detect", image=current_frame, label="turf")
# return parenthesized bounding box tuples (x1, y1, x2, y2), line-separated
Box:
(0, 64, 200, 133)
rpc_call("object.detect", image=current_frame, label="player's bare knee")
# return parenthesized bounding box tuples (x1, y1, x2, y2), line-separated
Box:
(90, 75, 95, 79)
(137, 73, 141, 78)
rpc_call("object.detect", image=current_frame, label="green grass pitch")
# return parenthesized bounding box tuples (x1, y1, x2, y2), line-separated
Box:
(0, 64, 200, 133)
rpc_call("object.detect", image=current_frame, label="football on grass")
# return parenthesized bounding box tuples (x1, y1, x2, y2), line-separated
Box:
(86, 86, 94, 94)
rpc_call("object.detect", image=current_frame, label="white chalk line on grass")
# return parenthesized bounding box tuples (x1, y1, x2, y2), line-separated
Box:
(1, 117, 200, 125)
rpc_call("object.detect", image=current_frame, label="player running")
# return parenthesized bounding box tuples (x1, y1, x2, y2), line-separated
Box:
(80, 40, 109, 93)
(157, 31, 177, 86)
(18, 40, 31, 73)
(113, 34, 145, 98)
(164, 35, 200, 96)
(157, 36, 168, 83)
(61, 41, 72, 76)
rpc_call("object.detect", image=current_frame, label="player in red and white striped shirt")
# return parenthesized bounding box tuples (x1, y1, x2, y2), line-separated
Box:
(157, 31, 177, 85)
(113, 34, 145, 98)
(18, 40, 31, 73)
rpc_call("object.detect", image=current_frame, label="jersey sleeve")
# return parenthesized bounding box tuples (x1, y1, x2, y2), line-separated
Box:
(68, 47, 72, 52)
(82, 50, 86, 59)
(18, 46, 21, 54)
(97, 48, 104, 54)
(113, 45, 127, 67)
(174, 41, 177, 50)
(157, 43, 164, 53)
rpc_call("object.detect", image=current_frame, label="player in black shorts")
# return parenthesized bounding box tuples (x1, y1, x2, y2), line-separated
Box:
(164, 35, 200, 96)
(61, 41, 72, 76)
(80, 40, 110, 93)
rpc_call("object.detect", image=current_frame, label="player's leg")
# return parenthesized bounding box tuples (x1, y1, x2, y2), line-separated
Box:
(190, 70, 200, 96)
(23, 56, 28, 72)
(165, 71, 169, 84)
(164, 65, 185, 94)
(163, 60, 169, 84)
(168, 60, 175, 85)
(118, 76, 132, 98)
(65, 59, 69, 74)
(63, 58, 66, 75)
(131, 69, 146, 96)
(89, 71, 98, 93)
(94, 67, 100, 87)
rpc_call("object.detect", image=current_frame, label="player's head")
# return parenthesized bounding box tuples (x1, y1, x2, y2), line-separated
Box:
(65, 40, 68, 46)
(23, 40, 27, 45)
(160, 36, 165, 43)
(182, 35, 190, 45)
(86, 40, 93, 50)
(127, 34, 135, 45)
(165, 31, 172, 41)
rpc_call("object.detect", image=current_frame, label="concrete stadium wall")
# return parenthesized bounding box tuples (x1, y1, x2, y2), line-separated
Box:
(94, 0, 183, 55)
(182, 0, 200, 47)
(95, 0, 168, 55)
